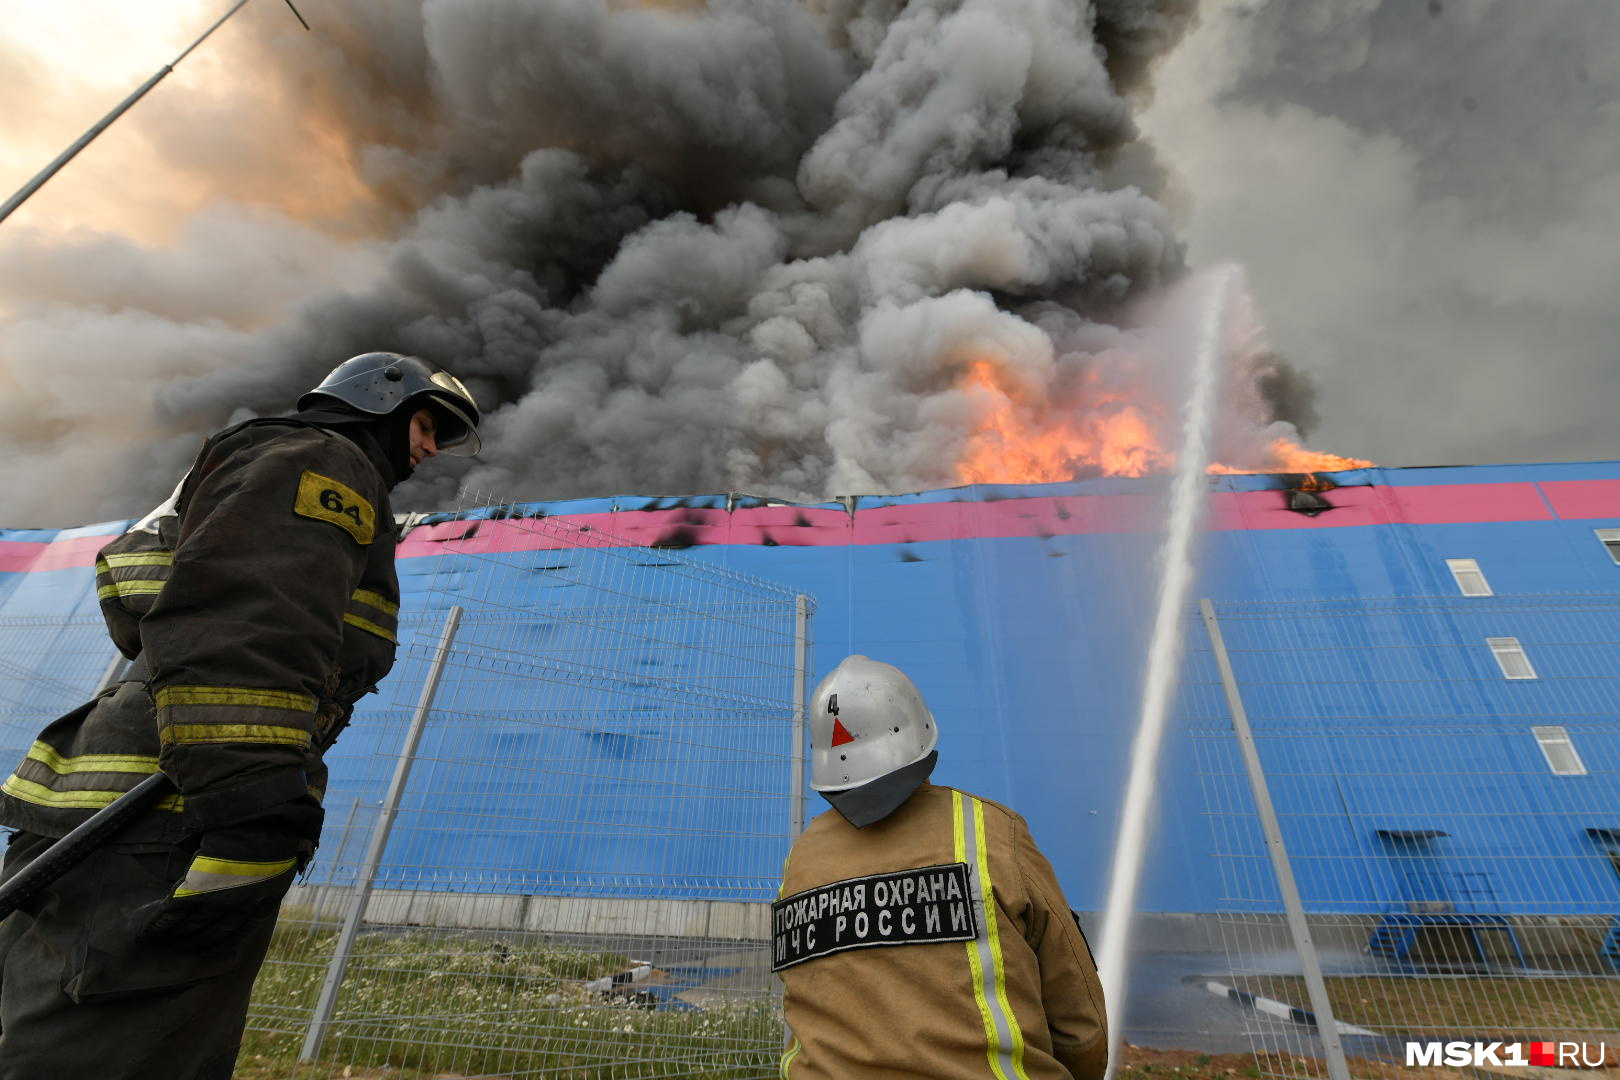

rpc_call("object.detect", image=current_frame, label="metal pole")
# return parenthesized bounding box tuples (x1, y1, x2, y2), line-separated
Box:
(790, 595, 810, 835)
(303, 795, 366, 924)
(0, 0, 310, 227)
(327, 797, 364, 882)
(1199, 599, 1351, 1080)
(299, 605, 462, 1063)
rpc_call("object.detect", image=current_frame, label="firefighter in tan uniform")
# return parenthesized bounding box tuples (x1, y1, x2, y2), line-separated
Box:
(775, 655, 1108, 1080)
(0, 353, 480, 1080)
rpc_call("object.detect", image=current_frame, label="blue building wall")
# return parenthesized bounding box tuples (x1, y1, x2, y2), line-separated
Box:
(1, 461, 1618, 916)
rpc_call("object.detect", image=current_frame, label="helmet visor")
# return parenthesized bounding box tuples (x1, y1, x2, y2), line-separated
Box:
(423, 371, 480, 455)
(426, 396, 481, 456)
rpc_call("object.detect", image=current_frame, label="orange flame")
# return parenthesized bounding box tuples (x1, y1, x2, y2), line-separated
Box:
(1297, 473, 1333, 492)
(955, 361, 1375, 484)
(956, 360, 1174, 483)
(1207, 438, 1375, 476)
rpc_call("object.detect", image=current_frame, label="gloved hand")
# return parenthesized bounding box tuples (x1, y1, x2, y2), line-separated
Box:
(138, 826, 304, 950)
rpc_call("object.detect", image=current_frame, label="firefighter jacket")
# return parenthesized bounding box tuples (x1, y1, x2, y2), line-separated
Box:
(774, 782, 1107, 1080)
(0, 419, 400, 846)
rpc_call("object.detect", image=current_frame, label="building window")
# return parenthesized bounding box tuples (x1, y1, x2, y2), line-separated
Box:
(1446, 558, 1492, 596)
(1532, 726, 1586, 776)
(1587, 830, 1620, 877)
(1487, 637, 1537, 680)
(1596, 529, 1620, 565)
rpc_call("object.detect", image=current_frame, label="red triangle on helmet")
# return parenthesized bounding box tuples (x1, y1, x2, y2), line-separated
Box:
(830, 718, 856, 746)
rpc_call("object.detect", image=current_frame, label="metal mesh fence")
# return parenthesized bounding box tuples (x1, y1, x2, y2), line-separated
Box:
(0, 615, 123, 733)
(1187, 595, 1620, 1078)
(241, 503, 812, 1078)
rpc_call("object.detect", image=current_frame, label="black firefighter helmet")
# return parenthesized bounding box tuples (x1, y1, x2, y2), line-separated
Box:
(300, 352, 481, 455)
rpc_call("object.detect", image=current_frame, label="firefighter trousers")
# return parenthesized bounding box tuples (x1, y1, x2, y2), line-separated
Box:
(0, 830, 282, 1080)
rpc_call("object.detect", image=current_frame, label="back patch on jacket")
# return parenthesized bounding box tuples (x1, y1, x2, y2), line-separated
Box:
(772, 862, 977, 971)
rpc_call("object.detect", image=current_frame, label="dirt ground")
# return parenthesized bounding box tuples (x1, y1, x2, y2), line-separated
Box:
(1115, 1042, 1278, 1079)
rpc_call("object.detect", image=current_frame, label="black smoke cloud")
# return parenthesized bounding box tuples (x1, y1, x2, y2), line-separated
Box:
(0, 0, 1317, 527)
(1139, 0, 1620, 469)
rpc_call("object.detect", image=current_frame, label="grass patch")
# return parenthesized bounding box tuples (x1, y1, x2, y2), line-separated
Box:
(1233, 974, 1619, 1040)
(237, 921, 780, 1079)
(236, 924, 1620, 1078)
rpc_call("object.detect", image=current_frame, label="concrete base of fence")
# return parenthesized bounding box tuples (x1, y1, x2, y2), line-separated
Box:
(289, 884, 773, 940)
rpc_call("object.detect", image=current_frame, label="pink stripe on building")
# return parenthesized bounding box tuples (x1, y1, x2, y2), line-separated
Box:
(0, 535, 113, 573)
(1538, 480, 1620, 521)
(6, 478, 1614, 575)
(1375, 483, 1553, 525)
(392, 482, 1573, 556)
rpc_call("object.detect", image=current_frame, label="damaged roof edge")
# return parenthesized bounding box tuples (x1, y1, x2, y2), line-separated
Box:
(25, 461, 1620, 542)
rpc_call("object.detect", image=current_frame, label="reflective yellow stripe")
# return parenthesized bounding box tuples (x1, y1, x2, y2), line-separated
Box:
(352, 588, 399, 616)
(343, 611, 398, 644)
(98, 580, 166, 599)
(974, 795, 1028, 1078)
(954, 791, 1004, 1078)
(155, 686, 316, 712)
(96, 550, 173, 601)
(174, 854, 296, 897)
(954, 791, 1028, 1080)
(191, 854, 297, 878)
(102, 552, 174, 568)
(1, 774, 183, 812)
(160, 724, 311, 748)
(25, 740, 160, 775)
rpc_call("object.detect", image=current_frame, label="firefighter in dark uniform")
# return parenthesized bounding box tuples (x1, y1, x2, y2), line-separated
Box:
(774, 655, 1109, 1080)
(0, 352, 480, 1080)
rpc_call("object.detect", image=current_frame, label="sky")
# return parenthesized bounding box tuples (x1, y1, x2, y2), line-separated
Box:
(0, 0, 1614, 527)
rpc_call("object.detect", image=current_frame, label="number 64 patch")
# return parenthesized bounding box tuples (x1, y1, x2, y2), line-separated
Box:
(294, 471, 375, 545)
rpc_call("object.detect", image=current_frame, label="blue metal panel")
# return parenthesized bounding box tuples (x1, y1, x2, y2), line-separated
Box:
(3, 464, 1620, 917)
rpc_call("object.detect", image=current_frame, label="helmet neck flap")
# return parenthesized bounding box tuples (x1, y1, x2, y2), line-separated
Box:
(821, 750, 938, 828)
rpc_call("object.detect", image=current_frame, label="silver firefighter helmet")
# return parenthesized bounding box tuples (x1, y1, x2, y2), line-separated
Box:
(809, 655, 939, 827)
(300, 352, 482, 455)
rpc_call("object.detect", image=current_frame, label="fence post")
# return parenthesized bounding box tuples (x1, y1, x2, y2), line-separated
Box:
(791, 594, 810, 836)
(308, 796, 366, 923)
(299, 604, 463, 1064)
(1199, 599, 1351, 1080)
